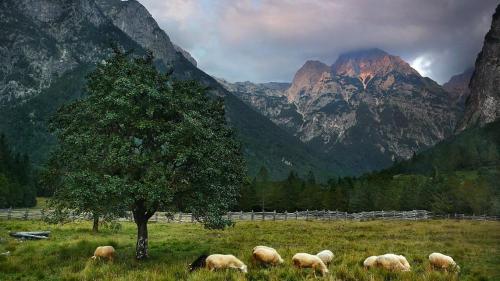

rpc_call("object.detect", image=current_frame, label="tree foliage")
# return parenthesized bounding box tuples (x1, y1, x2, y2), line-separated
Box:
(236, 167, 500, 216)
(46, 49, 246, 259)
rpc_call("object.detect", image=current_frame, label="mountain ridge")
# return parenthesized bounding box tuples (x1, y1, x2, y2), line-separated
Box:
(0, 0, 329, 180)
(227, 48, 462, 174)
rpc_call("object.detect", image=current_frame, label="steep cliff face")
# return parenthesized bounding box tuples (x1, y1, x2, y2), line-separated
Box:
(230, 49, 461, 174)
(457, 4, 500, 132)
(218, 79, 302, 134)
(0, 0, 328, 179)
(0, 0, 142, 104)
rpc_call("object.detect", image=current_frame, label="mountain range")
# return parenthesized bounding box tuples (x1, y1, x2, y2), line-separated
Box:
(224, 48, 465, 174)
(0, 0, 333, 179)
(0, 0, 498, 180)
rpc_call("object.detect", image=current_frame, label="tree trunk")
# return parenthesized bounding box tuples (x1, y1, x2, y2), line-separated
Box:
(92, 213, 99, 233)
(135, 217, 149, 260)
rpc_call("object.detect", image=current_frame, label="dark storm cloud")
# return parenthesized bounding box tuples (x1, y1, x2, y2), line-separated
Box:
(138, 0, 498, 84)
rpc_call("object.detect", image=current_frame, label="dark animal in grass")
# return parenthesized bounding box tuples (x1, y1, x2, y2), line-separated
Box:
(189, 254, 208, 272)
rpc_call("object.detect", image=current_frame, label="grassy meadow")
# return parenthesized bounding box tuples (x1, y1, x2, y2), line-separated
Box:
(0, 219, 499, 281)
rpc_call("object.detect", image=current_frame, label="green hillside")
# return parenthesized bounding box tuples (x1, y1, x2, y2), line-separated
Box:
(390, 120, 500, 175)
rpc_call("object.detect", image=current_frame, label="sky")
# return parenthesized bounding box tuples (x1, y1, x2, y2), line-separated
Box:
(138, 0, 498, 84)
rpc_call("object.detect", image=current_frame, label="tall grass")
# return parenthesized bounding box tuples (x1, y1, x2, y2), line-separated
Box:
(0, 220, 498, 280)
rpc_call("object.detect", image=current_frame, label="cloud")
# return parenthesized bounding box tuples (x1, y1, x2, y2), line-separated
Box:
(411, 55, 434, 78)
(139, 0, 498, 84)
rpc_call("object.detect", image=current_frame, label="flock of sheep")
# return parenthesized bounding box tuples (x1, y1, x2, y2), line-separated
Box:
(91, 245, 460, 277)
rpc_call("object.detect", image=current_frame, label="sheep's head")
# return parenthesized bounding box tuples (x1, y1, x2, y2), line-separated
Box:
(240, 265, 248, 273)
(188, 254, 208, 272)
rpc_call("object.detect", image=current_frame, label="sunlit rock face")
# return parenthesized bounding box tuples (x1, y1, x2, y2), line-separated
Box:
(286, 60, 330, 103)
(457, 4, 500, 132)
(228, 48, 462, 174)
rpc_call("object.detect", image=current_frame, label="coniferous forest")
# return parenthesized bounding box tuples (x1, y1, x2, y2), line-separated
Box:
(0, 134, 36, 208)
(237, 120, 500, 215)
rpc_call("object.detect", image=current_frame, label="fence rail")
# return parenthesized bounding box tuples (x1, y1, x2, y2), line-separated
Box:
(0, 209, 498, 222)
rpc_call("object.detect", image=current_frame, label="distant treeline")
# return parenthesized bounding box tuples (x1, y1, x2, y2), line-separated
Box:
(3, 118, 500, 212)
(237, 167, 500, 216)
(238, 120, 500, 215)
(0, 134, 36, 208)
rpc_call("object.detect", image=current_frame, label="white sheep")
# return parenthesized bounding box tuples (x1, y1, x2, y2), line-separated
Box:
(363, 255, 378, 269)
(91, 246, 116, 261)
(375, 254, 411, 272)
(205, 254, 248, 273)
(292, 253, 329, 277)
(252, 246, 284, 266)
(316, 250, 334, 265)
(429, 253, 460, 272)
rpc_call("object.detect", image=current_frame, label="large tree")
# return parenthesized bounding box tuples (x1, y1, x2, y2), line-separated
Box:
(47, 49, 245, 259)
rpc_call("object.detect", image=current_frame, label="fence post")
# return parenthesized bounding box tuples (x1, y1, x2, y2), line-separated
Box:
(41, 209, 45, 220)
(251, 210, 254, 221)
(273, 210, 276, 221)
(191, 213, 194, 223)
(295, 211, 298, 220)
(240, 211, 243, 220)
(306, 210, 309, 221)
(155, 212, 158, 222)
(24, 209, 29, 220)
(7, 208, 11, 220)
(228, 212, 232, 221)
(284, 211, 288, 221)
(262, 210, 265, 221)
(179, 212, 182, 222)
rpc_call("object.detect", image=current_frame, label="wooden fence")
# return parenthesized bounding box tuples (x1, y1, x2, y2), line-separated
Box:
(0, 209, 498, 222)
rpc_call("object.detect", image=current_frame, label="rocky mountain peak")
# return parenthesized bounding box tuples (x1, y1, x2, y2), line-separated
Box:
(332, 48, 419, 89)
(457, 4, 500, 132)
(286, 60, 329, 102)
(233, 47, 461, 174)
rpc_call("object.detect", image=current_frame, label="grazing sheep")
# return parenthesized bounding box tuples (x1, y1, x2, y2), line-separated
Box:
(316, 250, 334, 265)
(91, 246, 115, 261)
(363, 255, 378, 269)
(252, 246, 284, 266)
(205, 254, 248, 273)
(429, 253, 460, 272)
(292, 253, 329, 277)
(188, 254, 208, 272)
(375, 254, 411, 272)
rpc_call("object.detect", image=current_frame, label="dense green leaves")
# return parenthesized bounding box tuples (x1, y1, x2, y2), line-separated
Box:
(46, 49, 246, 236)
